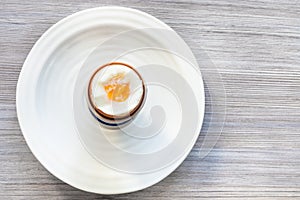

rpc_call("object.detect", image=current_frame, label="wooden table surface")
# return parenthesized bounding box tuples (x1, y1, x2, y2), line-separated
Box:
(1, 0, 300, 199)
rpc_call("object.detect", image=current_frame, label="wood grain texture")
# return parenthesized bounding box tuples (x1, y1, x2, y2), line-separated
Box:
(1, 0, 300, 199)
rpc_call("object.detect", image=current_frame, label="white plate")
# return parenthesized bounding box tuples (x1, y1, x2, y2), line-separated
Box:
(17, 6, 205, 194)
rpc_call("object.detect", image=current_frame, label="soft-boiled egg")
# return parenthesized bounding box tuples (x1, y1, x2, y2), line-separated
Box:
(88, 63, 145, 119)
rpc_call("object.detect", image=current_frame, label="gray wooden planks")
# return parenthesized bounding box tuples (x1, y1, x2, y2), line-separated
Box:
(1, 0, 300, 199)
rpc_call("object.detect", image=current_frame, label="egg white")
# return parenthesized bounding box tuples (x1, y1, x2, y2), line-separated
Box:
(91, 64, 143, 117)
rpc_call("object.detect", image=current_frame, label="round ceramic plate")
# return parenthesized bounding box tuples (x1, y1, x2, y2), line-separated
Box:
(17, 6, 205, 194)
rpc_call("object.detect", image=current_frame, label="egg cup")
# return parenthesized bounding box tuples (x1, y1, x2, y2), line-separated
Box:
(87, 62, 146, 128)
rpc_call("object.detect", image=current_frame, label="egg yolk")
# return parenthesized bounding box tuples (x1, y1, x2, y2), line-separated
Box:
(103, 73, 130, 102)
